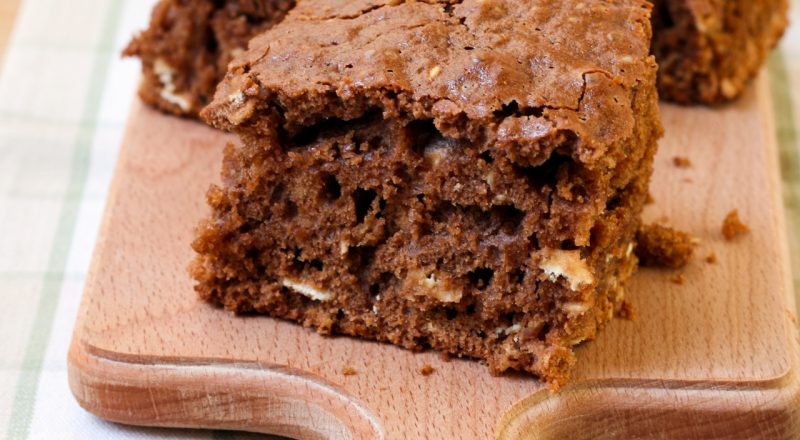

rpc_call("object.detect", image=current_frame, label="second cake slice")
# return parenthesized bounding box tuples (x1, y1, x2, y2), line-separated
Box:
(194, 0, 662, 387)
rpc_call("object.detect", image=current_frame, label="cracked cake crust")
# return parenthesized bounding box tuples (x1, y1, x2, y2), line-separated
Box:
(127, 0, 788, 116)
(193, 0, 661, 388)
(204, 0, 653, 148)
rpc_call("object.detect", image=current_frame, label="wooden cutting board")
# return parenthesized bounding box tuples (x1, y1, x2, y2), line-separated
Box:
(68, 75, 800, 439)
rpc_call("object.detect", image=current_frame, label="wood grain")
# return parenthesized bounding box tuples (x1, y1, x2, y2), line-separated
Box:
(68, 75, 800, 439)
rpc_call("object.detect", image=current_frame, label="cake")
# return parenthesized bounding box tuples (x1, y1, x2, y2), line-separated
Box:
(652, 0, 789, 104)
(123, 0, 295, 117)
(636, 224, 693, 269)
(191, 0, 662, 388)
(127, 0, 787, 113)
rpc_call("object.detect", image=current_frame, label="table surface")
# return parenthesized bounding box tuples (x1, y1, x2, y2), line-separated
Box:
(0, 0, 799, 439)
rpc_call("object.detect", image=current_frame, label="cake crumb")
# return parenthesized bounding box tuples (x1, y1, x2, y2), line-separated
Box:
(645, 192, 655, 205)
(616, 300, 636, 321)
(722, 210, 749, 240)
(419, 364, 435, 376)
(636, 224, 694, 269)
(673, 156, 691, 168)
(705, 252, 717, 264)
(440, 352, 452, 362)
(670, 273, 686, 285)
(342, 366, 357, 376)
(787, 309, 798, 327)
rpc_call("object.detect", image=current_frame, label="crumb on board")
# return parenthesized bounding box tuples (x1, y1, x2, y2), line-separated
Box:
(705, 252, 717, 264)
(636, 224, 694, 269)
(440, 352, 452, 362)
(787, 309, 798, 327)
(670, 273, 686, 285)
(419, 364, 435, 376)
(722, 210, 749, 240)
(616, 300, 636, 321)
(342, 366, 357, 376)
(673, 156, 691, 168)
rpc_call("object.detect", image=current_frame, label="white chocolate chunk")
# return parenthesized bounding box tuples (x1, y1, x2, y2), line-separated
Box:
(485, 171, 495, 188)
(424, 148, 446, 167)
(539, 249, 594, 291)
(282, 278, 333, 301)
(153, 59, 173, 84)
(153, 58, 190, 112)
(228, 91, 245, 105)
(563, 302, 590, 315)
(569, 335, 588, 346)
(406, 270, 463, 303)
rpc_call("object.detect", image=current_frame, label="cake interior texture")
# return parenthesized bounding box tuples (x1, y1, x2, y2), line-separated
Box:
(123, 0, 295, 117)
(652, 0, 788, 104)
(191, 0, 662, 387)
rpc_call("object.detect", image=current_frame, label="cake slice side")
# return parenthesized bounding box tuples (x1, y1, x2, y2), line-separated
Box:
(652, 0, 788, 104)
(192, 0, 661, 388)
(123, 0, 295, 117)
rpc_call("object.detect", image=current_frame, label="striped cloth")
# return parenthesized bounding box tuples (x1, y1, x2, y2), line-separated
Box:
(0, 0, 798, 438)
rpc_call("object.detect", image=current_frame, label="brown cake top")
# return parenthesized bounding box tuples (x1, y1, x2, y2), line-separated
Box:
(203, 0, 656, 165)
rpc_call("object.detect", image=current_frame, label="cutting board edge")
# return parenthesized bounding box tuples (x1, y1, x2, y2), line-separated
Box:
(498, 375, 800, 439)
(69, 329, 800, 440)
(497, 323, 800, 439)
(67, 336, 385, 440)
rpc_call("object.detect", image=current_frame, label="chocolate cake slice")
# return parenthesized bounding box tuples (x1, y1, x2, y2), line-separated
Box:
(192, 0, 662, 388)
(123, 0, 295, 117)
(126, 0, 787, 116)
(652, 0, 788, 104)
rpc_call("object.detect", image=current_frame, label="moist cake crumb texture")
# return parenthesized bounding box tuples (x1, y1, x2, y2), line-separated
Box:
(652, 0, 788, 104)
(636, 223, 694, 269)
(191, 0, 662, 388)
(124, 0, 296, 117)
(419, 364, 436, 376)
(616, 299, 636, 321)
(722, 209, 749, 240)
(672, 156, 691, 168)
